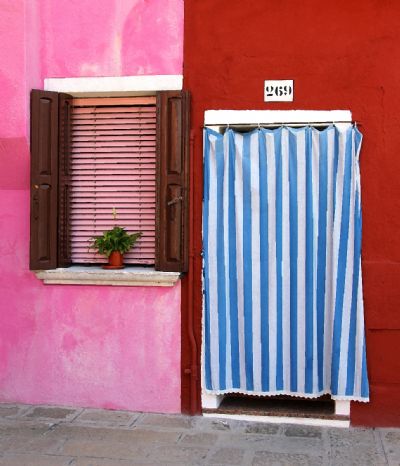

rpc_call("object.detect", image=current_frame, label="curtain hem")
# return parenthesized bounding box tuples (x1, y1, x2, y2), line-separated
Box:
(205, 388, 369, 403)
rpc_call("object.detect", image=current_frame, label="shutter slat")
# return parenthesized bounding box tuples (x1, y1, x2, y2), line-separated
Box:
(72, 108, 156, 116)
(70, 96, 156, 265)
(71, 144, 155, 150)
(72, 96, 156, 107)
(71, 222, 154, 228)
(72, 132, 155, 138)
(70, 210, 155, 216)
(70, 185, 155, 192)
(72, 138, 155, 145)
(71, 164, 156, 170)
(72, 116, 156, 124)
(72, 144, 156, 150)
(73, 135, 155, 142)
(72, 122, 155, 130)
(70, 198, 155, 203)
(71, 151, 155, 157)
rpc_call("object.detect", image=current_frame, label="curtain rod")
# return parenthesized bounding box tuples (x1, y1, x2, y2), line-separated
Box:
(203, 121, 360, 128)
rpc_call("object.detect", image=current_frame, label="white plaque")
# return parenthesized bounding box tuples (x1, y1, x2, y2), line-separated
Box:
(264, 80, 294, 102)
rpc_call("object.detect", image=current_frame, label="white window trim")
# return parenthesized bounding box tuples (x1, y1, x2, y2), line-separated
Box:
(35, 75, 183, 287)
(35, 266, 180, 287)
(44, 75, 183, 96)
(204, 109, 352, 126)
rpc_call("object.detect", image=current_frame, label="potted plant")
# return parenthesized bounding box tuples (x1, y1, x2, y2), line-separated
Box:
(89, 226, 142, 269)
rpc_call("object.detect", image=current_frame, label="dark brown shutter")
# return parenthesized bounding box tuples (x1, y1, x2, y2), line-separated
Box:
(155, 91, 190, 272)
(58, 93, 72, 267)
(30, 90, 59, 270)
(30, 89, 72, 270)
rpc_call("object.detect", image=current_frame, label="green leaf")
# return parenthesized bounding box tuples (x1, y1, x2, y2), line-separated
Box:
(89, 226, 142, 257)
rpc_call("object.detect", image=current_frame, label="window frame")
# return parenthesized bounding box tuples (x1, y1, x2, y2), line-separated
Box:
(30, 76, 190, 277)
(68, 95, 158, 266)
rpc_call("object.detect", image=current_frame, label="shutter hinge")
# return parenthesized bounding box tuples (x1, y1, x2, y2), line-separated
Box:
(167, 196, 183, 206)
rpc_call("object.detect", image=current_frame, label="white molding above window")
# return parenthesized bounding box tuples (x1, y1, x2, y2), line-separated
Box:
(35, 266, 181, 287)
(204, 109, 352, 126)
(44, 75, 183, 96)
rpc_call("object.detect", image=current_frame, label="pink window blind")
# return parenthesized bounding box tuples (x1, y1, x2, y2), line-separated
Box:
(70, 97, 157, 265)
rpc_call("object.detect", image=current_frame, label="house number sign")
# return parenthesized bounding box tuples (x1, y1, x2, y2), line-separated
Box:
(264, 80, 294, 102)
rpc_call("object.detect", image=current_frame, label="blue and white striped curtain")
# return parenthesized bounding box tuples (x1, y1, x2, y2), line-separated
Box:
(203, 125, 369, 401)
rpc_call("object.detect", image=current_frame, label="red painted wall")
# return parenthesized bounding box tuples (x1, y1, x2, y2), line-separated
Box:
(183, 0, 400, 426)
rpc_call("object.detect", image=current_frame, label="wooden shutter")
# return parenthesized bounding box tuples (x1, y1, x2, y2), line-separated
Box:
(30, 90, 58, 270)
(30, 90, 73, 270)
(156, 91, 190, 272)
(69, 97, 157, 264)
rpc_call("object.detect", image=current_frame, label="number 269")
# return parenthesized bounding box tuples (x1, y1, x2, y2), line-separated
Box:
(265, 85, 293, 97)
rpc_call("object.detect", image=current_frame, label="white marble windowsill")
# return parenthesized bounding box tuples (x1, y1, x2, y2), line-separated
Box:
(34, 266, 181, 287)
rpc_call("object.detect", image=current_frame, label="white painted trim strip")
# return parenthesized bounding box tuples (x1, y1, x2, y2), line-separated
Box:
(204, 110, 352, 125)
(44, 75, 183, 93)
(202, 413, 350, 428)
(202, 392, 224, 409)
(35, 266, 180, 287)
(335, 400, 351, 416)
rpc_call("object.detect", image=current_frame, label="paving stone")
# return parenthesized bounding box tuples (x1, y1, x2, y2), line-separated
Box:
(24, 406, 78, 420)
(330, 433, 386, 466)
(387, 452, 400, 466)
(49, 425, 179, 444)
(74, 409, 137, 426)
(243, 422, 280, 435)
(137, 413, 194, 429)
(329, 427, 375, 447)
(252, 451, 323, 466)
(380, 430, 400, 465)
(149, 445, 209, 465)
(381, 430, 400, 452)
(218, 431, 322, 453)
(216, 432, 276, 447)
(330, 450, 387, 466)
(284, 425, 323, 438)
(0, 434, 65, 455)
(71, 459, 152, 466)
(0, 407, 20, 418)
(208, 447, 245, 465)
(383, 430, 400, 445)
(0, 404, 395, 466)
(179, 431, 218, 446)
(0, 420, 51, 436)
(60, 439, 150, 460)
(0, 454, 73, 466)
(195, 417, 232, 431)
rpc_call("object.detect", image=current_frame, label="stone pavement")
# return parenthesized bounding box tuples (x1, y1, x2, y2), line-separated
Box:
(0, 404, 399, 465)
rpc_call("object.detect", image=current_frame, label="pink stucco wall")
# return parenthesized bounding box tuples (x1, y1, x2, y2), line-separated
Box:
(0, 0, 183, 412)
(37, 0, 183, 78)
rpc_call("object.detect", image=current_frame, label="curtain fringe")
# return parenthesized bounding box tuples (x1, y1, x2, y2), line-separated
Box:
(205, 388, 369, 403)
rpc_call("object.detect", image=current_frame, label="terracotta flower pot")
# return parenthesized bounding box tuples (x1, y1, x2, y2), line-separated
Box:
(103, 251, 124, 269)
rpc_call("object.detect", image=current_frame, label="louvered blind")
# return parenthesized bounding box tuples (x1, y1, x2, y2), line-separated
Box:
(70, 97, 157, 265)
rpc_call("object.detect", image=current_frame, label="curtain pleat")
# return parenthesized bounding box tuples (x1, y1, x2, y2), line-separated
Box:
(203, 126, 369, 401)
